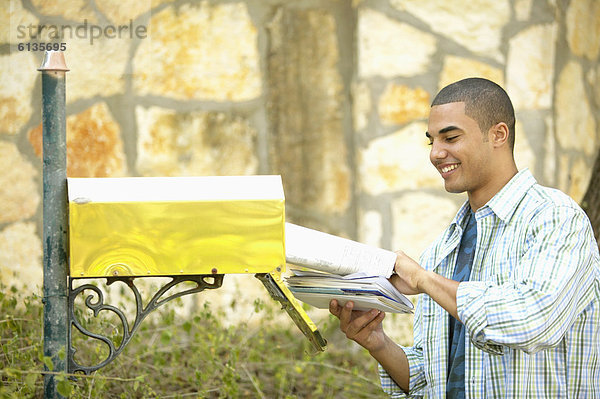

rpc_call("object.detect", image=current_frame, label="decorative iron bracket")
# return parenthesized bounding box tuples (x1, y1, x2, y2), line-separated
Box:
(68, 274, 224, 375)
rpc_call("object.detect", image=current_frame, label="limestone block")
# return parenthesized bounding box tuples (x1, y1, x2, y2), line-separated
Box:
(63, 36, 130, 102)
(391, 0, 510, 61)
(136, 106, 258, 177)
(566, 0, 600, 60)
(28, 102, 126, 177)
(95, 0, 155, 24)
(567, 156, 592, 204)
(379, 84, 430, 126)
(542, 115, 556, 186)
(266, 8, 350, 214)
(439, 56, 503, 90)
(515, 0, 534, 21)
(0, 51, 37, 135)
(556, 154, 591, 204)
(195, 274, 300, 328)
(507, 24, 557, 110)
(557, 153, 570, 195)
(555, 61, 597, 157)
(0, 222, 42, 292)
(30, 0, 97, 22)
(2, 0, 39, 44)
(360, 122, 440, 196)
(0, 142, 39, 224)
(590, 65, 600, 110)
(358, 210, 383, 248)
(133, 2, 261, 101)
(5, 3, 133, 104)
(513, 119, 536, 173)
(353, 81, 371, 132)
(391, 192, 458, 260)
(358, 8, 436, 78)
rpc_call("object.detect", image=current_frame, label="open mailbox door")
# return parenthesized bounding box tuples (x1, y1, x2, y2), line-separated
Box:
(256, 271, 327, 352)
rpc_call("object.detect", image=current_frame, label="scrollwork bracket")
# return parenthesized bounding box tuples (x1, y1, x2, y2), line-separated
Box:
(67, 274, 224, 375)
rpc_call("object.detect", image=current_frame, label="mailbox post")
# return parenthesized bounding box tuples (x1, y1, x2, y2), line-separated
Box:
(39, 51, 69, 399)
(38, 51, 325, 395)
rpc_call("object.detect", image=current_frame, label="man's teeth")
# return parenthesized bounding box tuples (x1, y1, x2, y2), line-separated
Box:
(441, 164, 458, 173)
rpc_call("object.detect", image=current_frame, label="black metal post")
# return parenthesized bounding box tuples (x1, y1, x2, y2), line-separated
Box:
(39, 51, 69, 399)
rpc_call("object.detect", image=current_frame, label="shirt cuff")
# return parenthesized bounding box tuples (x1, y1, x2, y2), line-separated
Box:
(456, 281, 505, 355)
(378, 344, 426, 397)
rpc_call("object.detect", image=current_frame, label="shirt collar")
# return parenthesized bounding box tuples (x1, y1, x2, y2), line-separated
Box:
(485, 168, 536, 222)
(450, 169, 537, 227)
(450, 202, 473, 232)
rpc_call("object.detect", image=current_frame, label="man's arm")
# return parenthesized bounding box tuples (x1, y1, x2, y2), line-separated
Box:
(394, 205, 599, 354)
(455, 205, 598, 353)
(391, 250, 460, 320)
(329, 300, 410, 392)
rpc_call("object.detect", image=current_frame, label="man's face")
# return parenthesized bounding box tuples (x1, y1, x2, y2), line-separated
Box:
(426, 102, 493, 196)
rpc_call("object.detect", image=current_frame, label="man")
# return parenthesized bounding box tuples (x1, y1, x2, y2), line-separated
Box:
(330, 78, 600, 398)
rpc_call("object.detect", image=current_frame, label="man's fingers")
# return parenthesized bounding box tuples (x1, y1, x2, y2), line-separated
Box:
(337, 301, 355, 332)
(345, 308, 383, 338)
(329, 299, 341, 317)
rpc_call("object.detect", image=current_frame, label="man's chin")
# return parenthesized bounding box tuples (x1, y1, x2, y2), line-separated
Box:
(444, 182, 466, 194)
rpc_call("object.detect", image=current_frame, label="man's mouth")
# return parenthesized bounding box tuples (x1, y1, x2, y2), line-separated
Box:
(440, 163, 459, 174)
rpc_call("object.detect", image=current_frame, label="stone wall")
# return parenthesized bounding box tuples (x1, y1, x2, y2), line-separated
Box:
(1, 0, 599, 345)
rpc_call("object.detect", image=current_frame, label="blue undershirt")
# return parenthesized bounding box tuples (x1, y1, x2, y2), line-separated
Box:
(447, 208, 477, 399)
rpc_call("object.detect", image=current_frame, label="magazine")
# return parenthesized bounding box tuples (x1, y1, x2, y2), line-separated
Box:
(285, 224, 413, 313)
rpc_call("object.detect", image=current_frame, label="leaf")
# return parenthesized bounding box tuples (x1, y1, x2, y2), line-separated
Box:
(5, 368, 17, 378)
(56, 379, 72, 397)
(160, 330, 172, 345)
(43, 356, 54, 371)
(25, 372, 39, 389)
(58, 346, 66, 361)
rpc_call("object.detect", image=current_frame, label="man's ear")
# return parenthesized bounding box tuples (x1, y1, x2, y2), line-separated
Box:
(489, 122, 510, 148)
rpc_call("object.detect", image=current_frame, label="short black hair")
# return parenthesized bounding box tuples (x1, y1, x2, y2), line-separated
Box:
(431, 78, 515, 150)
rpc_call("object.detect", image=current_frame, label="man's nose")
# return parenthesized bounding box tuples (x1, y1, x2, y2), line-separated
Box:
(429, 140, 447, 161)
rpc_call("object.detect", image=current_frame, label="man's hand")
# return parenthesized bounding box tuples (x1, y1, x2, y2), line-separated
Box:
(391, 250, 427, 295)
(329, 299, 411, 392)
(328, 299, 386, 353)
(393, 250, 460, 320)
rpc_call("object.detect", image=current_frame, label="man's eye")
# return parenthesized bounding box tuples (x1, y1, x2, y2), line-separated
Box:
(446, 136, 458, 142)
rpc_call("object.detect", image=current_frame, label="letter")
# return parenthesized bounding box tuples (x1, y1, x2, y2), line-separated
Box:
(32, 24, 46, 39)
(48, 25, 59, 39)
(27, 24, 37, 38)
(89, 25, 102, 44)
(104, 25, 116, 39)
(118, 24, 128, 37)
(136, 25, 147, 39)
(76, 19, 88, 39)
(16, 25, 25, 39)
(61, 25, 73, 39)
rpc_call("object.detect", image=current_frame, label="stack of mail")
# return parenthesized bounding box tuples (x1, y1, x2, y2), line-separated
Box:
(286, 270, 413, 314)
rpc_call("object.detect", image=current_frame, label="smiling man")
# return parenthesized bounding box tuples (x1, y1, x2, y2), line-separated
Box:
(330, 78, 600, 398)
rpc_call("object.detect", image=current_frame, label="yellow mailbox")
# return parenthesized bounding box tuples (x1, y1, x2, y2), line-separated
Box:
(67, 175, 326, 354)
(68, 175, 286, 278)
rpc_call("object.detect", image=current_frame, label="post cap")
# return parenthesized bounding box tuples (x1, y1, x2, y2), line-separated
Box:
(38, 51, 69, 72)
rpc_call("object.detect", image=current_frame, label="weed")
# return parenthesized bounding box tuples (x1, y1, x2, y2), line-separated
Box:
(0, 284, 387, 398)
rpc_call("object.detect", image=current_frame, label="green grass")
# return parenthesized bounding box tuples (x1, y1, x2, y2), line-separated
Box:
(0, 284, 388, 398)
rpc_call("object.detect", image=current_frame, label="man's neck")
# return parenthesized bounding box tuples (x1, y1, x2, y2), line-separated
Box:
(468, 163, 518, 211)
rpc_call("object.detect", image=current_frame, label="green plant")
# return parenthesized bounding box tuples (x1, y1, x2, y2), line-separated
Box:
(1, 284, 387, 398)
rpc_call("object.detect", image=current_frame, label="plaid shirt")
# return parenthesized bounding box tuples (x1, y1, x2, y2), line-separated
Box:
(380, 169, 600, 398)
